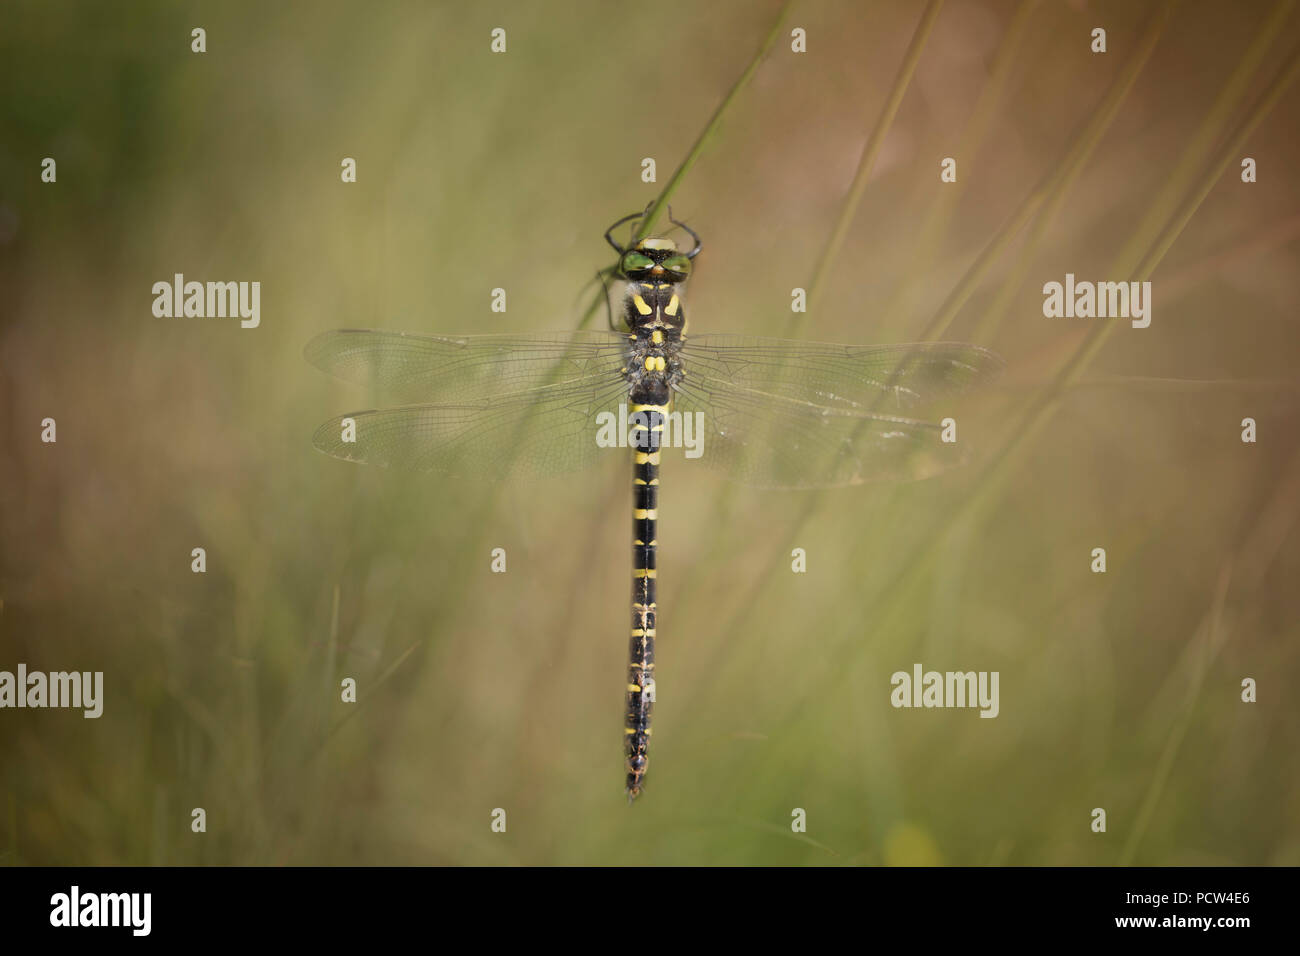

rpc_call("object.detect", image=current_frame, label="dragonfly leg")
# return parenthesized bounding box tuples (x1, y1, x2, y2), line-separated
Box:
(604, 210, 643, 254)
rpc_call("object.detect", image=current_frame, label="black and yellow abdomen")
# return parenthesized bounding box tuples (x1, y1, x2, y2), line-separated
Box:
(625, 403, 663, 798)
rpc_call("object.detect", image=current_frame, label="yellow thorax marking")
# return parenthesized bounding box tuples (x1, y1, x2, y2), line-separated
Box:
(632, 294, 653, 315)
(664, 295, 680, 317)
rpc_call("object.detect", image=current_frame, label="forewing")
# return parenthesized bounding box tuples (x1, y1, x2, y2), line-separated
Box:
(305, 329, 629, 403)
(680, 336, 1003, 414)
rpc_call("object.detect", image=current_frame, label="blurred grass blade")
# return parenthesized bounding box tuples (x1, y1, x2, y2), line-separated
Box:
(577, 1, 792, 329)
(926, 0, 1175, 344)
(1122, 441, 1300, 863)
(800, 0, 945, 327)
(1055, 42, 1300, 398)
(883, 0, 1040, 323)
(635, 1, 793, 242)
(972, 0, 1294, 341)
(885, 37, 1300, 612)
(1120, 562, 1233, 865)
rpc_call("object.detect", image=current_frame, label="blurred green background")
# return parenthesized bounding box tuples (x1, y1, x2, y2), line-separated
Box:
(2, 0, 1298, 865)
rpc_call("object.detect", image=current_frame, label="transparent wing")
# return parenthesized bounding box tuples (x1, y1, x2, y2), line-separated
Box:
(306, 328, 1002, 485)
(680, 336, 1003, 414)
(305, 329, 630, 403)
(313, 378, 632, 479)
(670, 337, 1002, 488)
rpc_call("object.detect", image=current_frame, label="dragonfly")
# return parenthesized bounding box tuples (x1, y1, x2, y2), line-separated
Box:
(305, 208, 1004, 801)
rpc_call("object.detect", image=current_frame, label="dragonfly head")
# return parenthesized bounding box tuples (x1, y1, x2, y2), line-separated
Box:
(605, 205, 701, 281)
(620, 238, 693, 284)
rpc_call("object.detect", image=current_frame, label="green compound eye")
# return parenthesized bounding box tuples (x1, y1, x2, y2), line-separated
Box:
(662, 255, 692, 276)
(621, 252, 654, 275)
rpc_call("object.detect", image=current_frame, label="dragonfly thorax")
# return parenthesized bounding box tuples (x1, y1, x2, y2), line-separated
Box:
(624, 292, 685, 406)
(622, 280, 688, 337)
